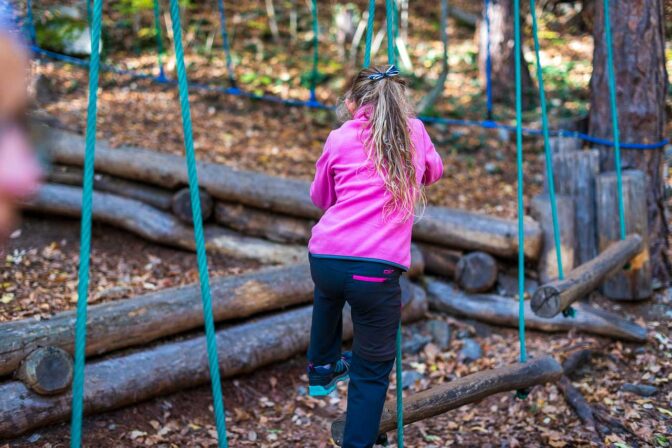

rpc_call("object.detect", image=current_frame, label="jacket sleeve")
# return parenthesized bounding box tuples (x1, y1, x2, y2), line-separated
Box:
(421, 125, 443, 186)
(310, 135, 337, 210)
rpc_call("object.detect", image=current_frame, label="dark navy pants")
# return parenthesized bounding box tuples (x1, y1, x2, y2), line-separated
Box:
(307, 255, 402, 448)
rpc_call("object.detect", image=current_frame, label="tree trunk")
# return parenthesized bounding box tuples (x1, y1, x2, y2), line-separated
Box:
(331, 356, 563, 445)
(0, 288, 428, 438)
(23, 184, 307, 265)
(531, 234, 644, 318)
(588, 0, 669, 283)
(0, 264, 314, 378)
(477, 0, 535, 107)
(426, 278, 647, 342)
(455, 252, 498, 293)
(530, 194, 576, 284)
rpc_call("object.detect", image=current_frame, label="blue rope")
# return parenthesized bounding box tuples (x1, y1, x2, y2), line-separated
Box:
(308, 0, 320, 105)
(484, 0, 493, 119)
(363, 0, 375, 68)
(152, 0, 167, 81)
(69, 0, 103, 445)
(28, 46, 669, 150)
(167, 0, 229, 445)
(386, 0, 395, 66)
(216, 0, 237, 88)
(24, 0, 36, 44)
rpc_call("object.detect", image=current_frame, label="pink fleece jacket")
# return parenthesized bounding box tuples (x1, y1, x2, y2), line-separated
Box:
(308, 107, 443, 270)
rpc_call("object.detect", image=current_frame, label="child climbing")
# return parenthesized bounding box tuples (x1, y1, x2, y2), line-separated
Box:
(306, 65, 443, 447)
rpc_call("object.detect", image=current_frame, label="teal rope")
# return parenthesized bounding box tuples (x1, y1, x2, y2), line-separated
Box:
(385, 0, 395, 65)
(513, 0, 527, 365)
(309, 0, 319, 103)
(363, 0, 375, 68)
(69, 0, 103, 445)
(603, 0, 626, 240)
(167, 0, 229, 446)
(152, 0, 166, 79)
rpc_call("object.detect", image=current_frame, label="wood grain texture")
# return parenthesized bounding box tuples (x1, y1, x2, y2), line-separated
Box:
(530, 194, 576, 284)
(455, 252, 498, 293)
(15, 347, 73, 396)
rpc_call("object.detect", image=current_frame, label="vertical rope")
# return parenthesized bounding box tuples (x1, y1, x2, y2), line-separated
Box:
(513, 0, 527, 366)
(69, 0, 103, 445)
(484, 0, 493, 119)
(309, 0, 319, 103)
(24, 0, 36, 44)
(602, 0, 626, 240)
(167, 0, 229, 446)
(385, 0, 395, 65)
(152, 0, 166, 81)
(216, 0, 236, 88)
(363, 0, 375, 68)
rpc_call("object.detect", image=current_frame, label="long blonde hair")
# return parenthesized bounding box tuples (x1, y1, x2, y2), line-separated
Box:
(342, 65, 424, 221)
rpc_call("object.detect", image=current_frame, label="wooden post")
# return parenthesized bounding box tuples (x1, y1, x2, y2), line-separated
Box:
(596, 170, 652, 300)
(549, 136, 581, 154)
(530, 194, 576, 284)
(550, 149, 600, 265)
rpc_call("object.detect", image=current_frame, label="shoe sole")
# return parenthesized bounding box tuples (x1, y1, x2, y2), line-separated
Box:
(308, 372, 349, 396)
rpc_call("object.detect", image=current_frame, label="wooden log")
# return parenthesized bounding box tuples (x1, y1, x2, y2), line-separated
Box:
(596, 170, 652, 300)
(172, 187, 214, 224)
(531, 234, 644, 318)
(0, 286, 427, 438)
(331, 356, 563, 444)
(416, 243, 461, 278)
(414, 206, 542, 260)
(47, 165, 174, 210)
(426, 278, 647, 342)
(15, 347, 73, 396)
(549, 149, 600, 264)
(455, 252, 498, 293)
(0, 264, 314, 378)
(530, 194, 576, 284)
(214, 201, 314, 244)
(407, 244, 425, 279)
(22, 184, 306, 265)
(549, 136, 581, 154)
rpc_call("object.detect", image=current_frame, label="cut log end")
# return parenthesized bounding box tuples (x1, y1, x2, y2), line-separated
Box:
(16, 347, 73, 395)
(172, 187, 214, 224)
(531, 285, 561, 318)
(455, 252, 498, 293)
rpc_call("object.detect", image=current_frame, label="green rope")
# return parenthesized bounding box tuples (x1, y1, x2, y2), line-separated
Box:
(363, 0, 375, 68)
(153, 0, 166, 79)
(70, 0, 103, 445)
(603, 0, 626, 240)
(513, 0, 527, 365)
(167, 0, 229, 446)
(309, 0, 319, 102)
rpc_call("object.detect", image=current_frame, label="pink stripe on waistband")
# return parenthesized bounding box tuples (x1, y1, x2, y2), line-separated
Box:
(352, 275, 387, 283)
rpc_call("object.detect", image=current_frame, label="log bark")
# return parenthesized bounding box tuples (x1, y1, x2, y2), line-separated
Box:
(416, 244, 461, 278)
(171, 187, 214, 224)
(549, 149, 600, 264)
(531, 234, 644, 318)
(0, 264, 314, 378)
(22, 184, 306, 265)
(214, 201, 314, 244)
(15, 347, 73, 396)
(596, 171, 652, 300)
(406, 244, 425, 279)
(414, 206, 542, 260)
(549, 137, 581, 154)
(530, 194, 576, 284)
(589, 0, 669, 283)
(455, 252, 498, 293)
(0, 286, 427, 438)
(426, 278, 647, 342)
(35, 126, 543, 258)
(331, 356, 563, 444)
(48, 165, 174, 210)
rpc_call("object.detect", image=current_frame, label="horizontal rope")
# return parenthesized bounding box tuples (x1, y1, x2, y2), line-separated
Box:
(31, 45, 668, 150)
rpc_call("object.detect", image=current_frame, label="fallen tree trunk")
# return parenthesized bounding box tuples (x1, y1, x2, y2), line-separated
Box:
(0, 264, 314, 378)
(0, 286, 427, 438)
(455, 251, 498, 293)
(331, 356, 563, 444)
(36, 126, 542, 258)
(22, 184, 306, 265)
(425, 278, 647, 342)
(172, 187, 214, 224)
(417, 244, 461, 278)
(531, 234, 644, 318)
(47, 165, 174, 211)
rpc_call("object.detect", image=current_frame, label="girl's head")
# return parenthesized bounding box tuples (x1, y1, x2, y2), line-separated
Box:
(342, 65, 422, 220)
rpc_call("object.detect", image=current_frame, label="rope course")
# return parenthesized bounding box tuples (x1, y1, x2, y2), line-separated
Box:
(308, 0, 320, 105)
(216, 0, 237, 90)
(483, 0, 493, 119)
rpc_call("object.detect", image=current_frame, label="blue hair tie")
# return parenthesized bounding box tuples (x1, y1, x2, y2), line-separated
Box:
(368, 65, 400, 81)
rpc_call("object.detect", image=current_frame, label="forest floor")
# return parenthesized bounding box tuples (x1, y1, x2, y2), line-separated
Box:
(3, 0, 672, 447)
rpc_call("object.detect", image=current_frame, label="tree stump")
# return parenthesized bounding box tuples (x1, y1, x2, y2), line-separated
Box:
(455, 252, 498, 293)
(596, 170, 652, 300)
(15, 347, 73, 395)
(172, 187, 214, 224)
(550, 136, 581, 154)
(549, 149, 600, 265)
(530, 194, 576, 284)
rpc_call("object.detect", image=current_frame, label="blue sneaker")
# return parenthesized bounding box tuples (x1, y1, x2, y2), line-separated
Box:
(307, 352, 352, 396)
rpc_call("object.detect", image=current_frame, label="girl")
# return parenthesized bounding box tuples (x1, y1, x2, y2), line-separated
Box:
(306, 65, 443, 447)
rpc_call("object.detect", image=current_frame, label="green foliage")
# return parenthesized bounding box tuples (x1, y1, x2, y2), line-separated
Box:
(35, 16, 87, 54)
